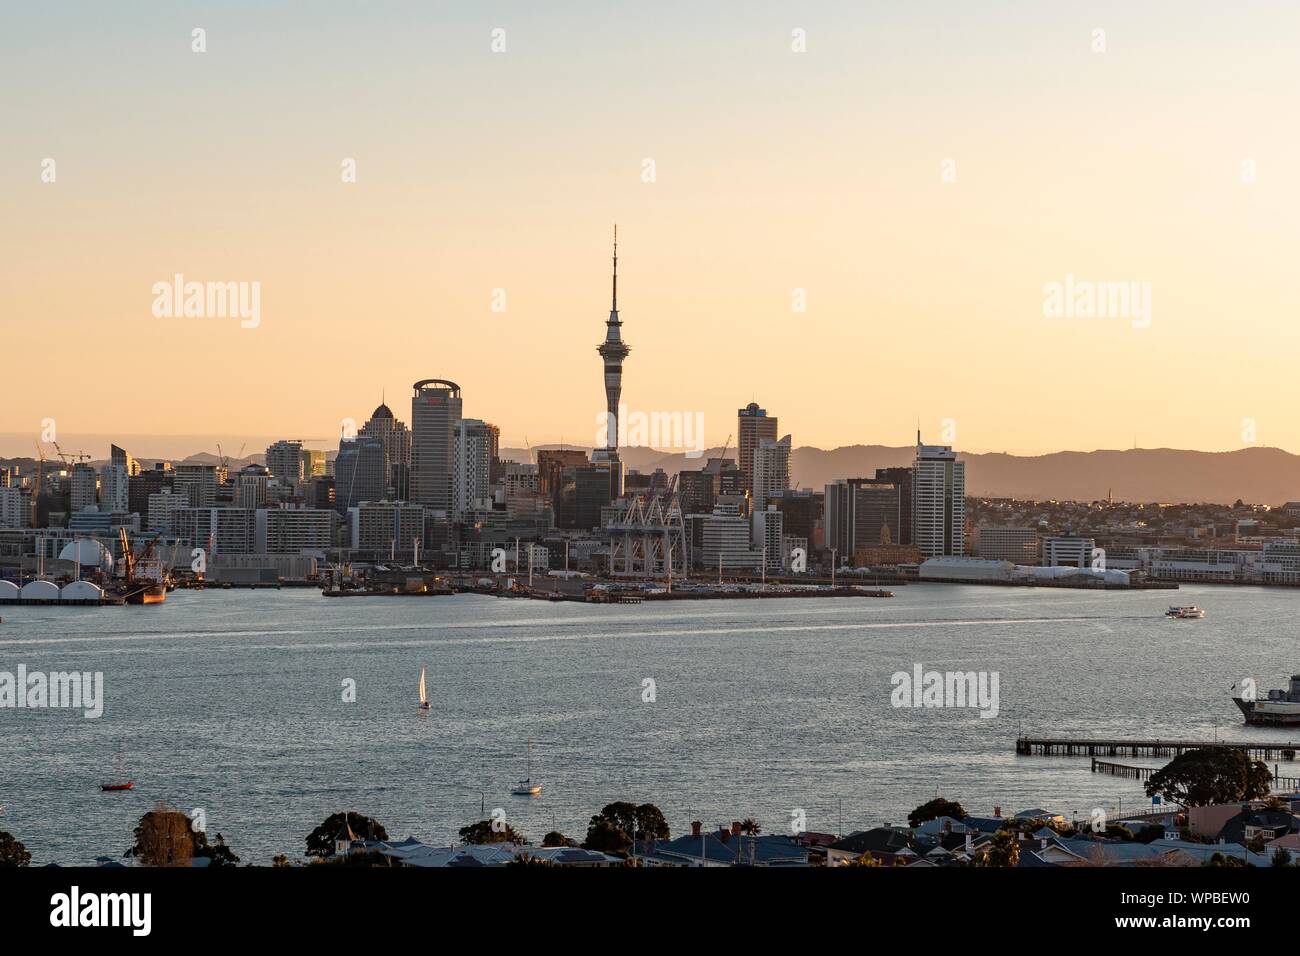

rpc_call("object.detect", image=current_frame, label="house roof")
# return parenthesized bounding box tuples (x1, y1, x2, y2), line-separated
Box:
(829, 828, 917, 856)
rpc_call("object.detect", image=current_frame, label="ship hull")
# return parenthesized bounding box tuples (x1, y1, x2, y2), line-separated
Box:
(1233, 696, 1300, 726)
(125, 584, 166, 605)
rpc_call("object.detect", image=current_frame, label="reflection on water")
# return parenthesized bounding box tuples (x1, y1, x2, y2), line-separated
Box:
(0, 583, 1294, 863)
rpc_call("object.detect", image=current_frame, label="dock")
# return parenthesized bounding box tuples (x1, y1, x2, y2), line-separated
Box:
(1089, 756, 1300, 789)
(1017, 735, 1299, 761)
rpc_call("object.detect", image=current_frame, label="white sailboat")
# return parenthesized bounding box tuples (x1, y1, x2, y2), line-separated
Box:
(417, 667, 430, 711)
(510, 740, 542, 796)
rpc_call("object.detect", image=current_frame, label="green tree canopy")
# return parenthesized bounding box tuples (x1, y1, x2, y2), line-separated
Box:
(305, 811, 389, 858)
(0, 832, 31, 868)
(459, 819, 527, 845)
(582, 802, 670, 855)
(1144, 747, 1272, 808)
(907, 798, 967, 828)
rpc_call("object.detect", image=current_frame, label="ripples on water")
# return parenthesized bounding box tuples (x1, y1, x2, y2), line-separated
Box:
(1, 584, 1295, 863)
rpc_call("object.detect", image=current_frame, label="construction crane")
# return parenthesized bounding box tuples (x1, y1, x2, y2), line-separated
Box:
(51, 441, 91, 467)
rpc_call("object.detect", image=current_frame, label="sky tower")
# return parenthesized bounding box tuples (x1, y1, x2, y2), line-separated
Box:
(594, 225, 630, 495)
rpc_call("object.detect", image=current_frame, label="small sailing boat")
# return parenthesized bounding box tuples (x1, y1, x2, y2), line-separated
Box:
(417, 667, 430, 711)
(510, 740, 542, 796)
(101, 751, 134, 792)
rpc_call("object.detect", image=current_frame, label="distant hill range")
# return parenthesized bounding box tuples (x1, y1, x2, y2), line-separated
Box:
(4, 444, 1297, 506)
(502, 444, 1300, 505)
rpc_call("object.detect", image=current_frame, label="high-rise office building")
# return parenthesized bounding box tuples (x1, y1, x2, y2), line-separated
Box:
(266, 440, 305, 484)
(752, 435, 792, 511)
(174, 463, 218, 508)
(69, 463, 98, 512)
(592, 227, 629, 498)
(454, 418, 496, 517)
(410, 379, 462, 513)
(334, 436, 387, 513)
(737, 403, 778, 493)
(100, 463, 130, 515)
(360, 402, 412, 500)
(825, 477, 909, 559)
(912, 435, 966, 559)
(301, 448, 327, 479)
(129, 462, 173, 516)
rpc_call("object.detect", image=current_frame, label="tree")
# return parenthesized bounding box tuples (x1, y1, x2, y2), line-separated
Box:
(459, 819, 527, 845)
(0, 832, 31, 868)
(506, 852, 554, 867)
(739, 818, 762, 835)
(583, 802, 669, 855)
(973, 830, 1020, 868)
(1206, 852, 1247, 868)
(1144, 747, 1272, 808)
(541, 831, 572, 847)
(207, 833, 240, 867)
(271, 854, 292, 868)
(907, 798, 966, 829)
(304, 812, 389, 858)
(129, 804, 196, 867)
(582, 818, 630, 855)
(1272, 847, 1292, 867)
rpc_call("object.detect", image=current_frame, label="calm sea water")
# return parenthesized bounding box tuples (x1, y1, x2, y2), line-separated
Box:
(1, 583, 1297, 864)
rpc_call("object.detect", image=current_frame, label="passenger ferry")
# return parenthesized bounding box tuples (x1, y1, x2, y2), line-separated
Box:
(1165, 605, 1205, 619)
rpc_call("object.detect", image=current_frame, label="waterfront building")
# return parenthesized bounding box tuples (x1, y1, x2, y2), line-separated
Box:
(874, 467, 913, 545)
(348, 500, 427, 561)
(912, 436, 966, 559)
(175, 507, 258, 555)
(697, 508, 762, 572)
(751, 435, 791, 511)
(410, 379, 462, 513)
(258, 507, 336, 554)
(976, 527, 1040, 565)
(266, 440, 305, 483)
(1041, 535, 1095, 568)
(769, 489, 821, 551)
(825, 477, 906, 559)
(751, 505, 785, 572)
(737, 403, 777, 495)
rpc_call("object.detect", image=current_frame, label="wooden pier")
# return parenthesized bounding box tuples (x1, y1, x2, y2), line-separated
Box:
(1017, 735, 1299, 761)
(1090, 756, 1300, 789)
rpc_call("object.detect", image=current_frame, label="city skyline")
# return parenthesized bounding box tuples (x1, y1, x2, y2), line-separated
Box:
(6, 3, 1300, 456)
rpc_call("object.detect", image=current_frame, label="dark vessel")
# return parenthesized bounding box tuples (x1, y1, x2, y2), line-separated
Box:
(1233, 675, 1300, 726)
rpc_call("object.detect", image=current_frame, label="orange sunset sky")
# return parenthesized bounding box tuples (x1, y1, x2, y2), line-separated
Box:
(3, 1, 1299, 460)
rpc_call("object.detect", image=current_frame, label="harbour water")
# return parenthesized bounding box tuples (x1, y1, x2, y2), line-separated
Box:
(1, 583, 1296, 864)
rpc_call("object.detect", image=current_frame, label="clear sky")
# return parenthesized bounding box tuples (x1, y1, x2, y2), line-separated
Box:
(3, 1, 1299, 459)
